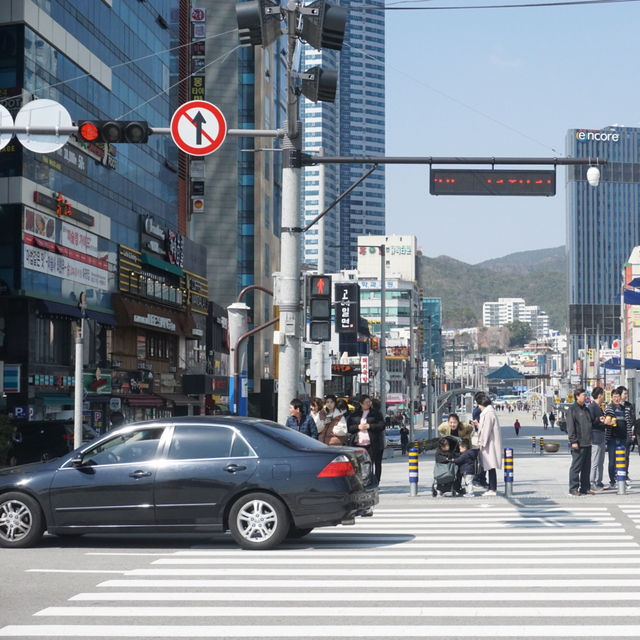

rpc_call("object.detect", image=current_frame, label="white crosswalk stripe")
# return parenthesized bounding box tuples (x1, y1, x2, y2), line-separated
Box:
(2, 503, 640, 638)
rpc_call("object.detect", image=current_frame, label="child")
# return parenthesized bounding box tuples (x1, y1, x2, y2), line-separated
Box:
(435, 437, 455, 463)
(453, 439, 479, 497)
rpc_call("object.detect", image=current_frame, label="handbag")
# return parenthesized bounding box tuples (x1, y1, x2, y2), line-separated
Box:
(357, 430, 371, 446)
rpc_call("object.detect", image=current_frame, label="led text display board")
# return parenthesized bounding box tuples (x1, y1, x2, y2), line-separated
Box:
(430, 169, 556, 196)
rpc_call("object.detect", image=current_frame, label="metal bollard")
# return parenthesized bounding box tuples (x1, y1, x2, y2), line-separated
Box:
(409, 447, 419, 497)
(539, 436, 544, 454)
(504, 447, 514, 497)
(532, 436, 536, 452)
(616, 446, 627, 495)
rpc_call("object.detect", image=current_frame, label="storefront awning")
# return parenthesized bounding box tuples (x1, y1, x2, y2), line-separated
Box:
(37, 394, 75, 406)
(115, 394, 165, 407)
(112, 294, 194, 336)
(159, 393, 202, 406)
(37, 300, 116, 325)
(141, 252, 184, 277)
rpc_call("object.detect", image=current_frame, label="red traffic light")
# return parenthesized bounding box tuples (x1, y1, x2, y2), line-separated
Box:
(310, 275, 331, 298)
(78, 121, 99, 142)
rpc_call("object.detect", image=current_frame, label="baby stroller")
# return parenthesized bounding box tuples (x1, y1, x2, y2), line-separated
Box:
(432, 435, 462, 497)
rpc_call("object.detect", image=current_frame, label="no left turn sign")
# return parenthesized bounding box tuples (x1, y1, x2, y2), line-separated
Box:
(171, 100, 227, 156)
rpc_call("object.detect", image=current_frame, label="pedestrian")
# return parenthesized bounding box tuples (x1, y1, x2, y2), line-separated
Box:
(548, 412, 556, 429)
(604, 386, 632, 489)
(470, 404, 488, 488)
(319, 395, 348, 446)
(474, 391, 503, 496)
(588, 386, 607, 490)
(619, 386, 635, 483)
(567, 387, 594, 496)
(542, 413, 549, 430)
(285, 398, 318, 439)
(400, 424, 409, 455)
(347, 394, 386, 483)
(306, 397, 325, 438)
(513, 419, 521, 436)
(437, 413, 473, 441)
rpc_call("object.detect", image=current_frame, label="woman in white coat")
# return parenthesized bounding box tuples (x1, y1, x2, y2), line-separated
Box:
(475, 391, 503, 496)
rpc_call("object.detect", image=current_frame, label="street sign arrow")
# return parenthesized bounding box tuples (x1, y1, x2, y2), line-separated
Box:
(192, 111, 206, 146)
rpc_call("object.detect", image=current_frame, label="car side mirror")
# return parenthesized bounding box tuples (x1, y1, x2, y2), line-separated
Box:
(71, 455, 84, 468)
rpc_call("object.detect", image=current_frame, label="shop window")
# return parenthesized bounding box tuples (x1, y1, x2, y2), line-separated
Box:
(34, 317, 72, 365)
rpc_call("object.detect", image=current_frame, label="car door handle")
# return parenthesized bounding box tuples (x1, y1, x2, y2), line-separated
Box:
(129, 470, 152, 479)
(224, 464, 247, 473)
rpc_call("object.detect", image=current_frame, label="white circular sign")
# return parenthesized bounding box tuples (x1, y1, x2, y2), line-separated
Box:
(171, 100, 227, 156)
(15, 99, 72, 153)
(0, 104, 13, 151)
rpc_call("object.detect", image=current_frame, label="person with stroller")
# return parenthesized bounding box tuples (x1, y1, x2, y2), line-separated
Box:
(453, 439, 480, 497)
(433, 436, 461, 496)
(475, 391, 503, 496)
(438, 413, 473, 441)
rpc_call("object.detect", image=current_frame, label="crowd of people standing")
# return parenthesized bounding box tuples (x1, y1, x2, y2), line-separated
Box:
(566, 384, 640, 495)
(285, 394, 386, 482)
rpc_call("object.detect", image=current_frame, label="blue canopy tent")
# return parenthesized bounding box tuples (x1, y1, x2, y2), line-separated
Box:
(486, 364, 526, 396)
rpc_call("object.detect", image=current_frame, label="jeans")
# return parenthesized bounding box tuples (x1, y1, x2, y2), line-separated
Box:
(590, 441, 606, 485)
(570, 445, 592, 493)
(607, 438, 628, 485)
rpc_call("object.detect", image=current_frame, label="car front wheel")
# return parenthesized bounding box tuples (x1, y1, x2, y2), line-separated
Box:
(0, 492, 45, 548)
(228, 493, 289, 550)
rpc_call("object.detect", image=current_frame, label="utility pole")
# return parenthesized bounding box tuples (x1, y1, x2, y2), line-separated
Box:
(379, 245, 387, 412)
(315, 149, 326, 399)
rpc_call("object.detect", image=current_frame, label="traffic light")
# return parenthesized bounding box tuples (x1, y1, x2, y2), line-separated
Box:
(308, 274, 332, 342)
(236, 0, 282, 47)
(301, 0, 347, 51)
(300, 66, 337, 103)
(76, 120, 150, 144)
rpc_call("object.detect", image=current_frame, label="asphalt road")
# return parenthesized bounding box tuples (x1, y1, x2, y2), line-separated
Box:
(2, 411, 640, 639)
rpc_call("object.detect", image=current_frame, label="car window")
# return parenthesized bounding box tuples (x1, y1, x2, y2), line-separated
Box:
(253, 420, 329, 451)
(81, 428, 164, 466)
(168, 425, 254, 460)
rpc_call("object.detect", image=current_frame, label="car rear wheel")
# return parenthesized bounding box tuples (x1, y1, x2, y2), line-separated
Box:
(229, 493, 289, 550)
(0, 492, 45, 548)
(286, 525, 314, 539)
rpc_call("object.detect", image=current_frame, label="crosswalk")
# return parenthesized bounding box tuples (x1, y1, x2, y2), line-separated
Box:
(3, 504, 640, 638)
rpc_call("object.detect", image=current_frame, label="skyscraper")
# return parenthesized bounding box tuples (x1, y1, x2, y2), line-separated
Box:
(301, 0, 386, 272)
(566, 125, 640, 361)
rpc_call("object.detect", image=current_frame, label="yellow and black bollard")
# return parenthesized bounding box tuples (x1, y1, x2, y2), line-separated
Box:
(409, 447, 419, 497)
(504, 447, 514, 497)
(616, 446, 627, 495)
(539, 436, 544, 454)
(532, 436, 536, 452)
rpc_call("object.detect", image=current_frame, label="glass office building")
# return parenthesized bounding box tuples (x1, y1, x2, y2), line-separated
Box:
(566, 125, 640, 362)
(0, 1, 211, 421)
(301, 0, 386, 272)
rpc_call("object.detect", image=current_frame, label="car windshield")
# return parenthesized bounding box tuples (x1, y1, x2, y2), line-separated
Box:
(252, 420, 330, 451)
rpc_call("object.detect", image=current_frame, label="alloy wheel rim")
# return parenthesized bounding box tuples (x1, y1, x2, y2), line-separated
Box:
(236, 499, 278, 542)
(0, 500, 32, 542)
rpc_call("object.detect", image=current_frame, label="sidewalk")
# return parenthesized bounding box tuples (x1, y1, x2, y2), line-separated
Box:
(378, 410, 640, 507)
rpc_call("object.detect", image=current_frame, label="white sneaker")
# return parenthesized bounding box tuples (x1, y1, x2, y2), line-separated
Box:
(482, 489, 497, 496)
(463, 491, 475, 498)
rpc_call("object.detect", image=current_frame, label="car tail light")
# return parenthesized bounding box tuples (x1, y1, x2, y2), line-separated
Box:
(317, 455, 355, 478)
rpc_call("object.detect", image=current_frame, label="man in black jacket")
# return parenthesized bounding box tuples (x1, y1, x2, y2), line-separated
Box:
(567, 387, 594, 496)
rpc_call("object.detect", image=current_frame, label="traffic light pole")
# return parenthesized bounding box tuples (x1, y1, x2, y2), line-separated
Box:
(277, 9, 304, 425)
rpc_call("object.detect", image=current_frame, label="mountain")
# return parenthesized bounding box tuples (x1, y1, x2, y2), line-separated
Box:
(417, 246, 567, 330)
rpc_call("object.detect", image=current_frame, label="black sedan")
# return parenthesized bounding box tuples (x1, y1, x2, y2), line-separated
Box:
(0, 417, 378, 550)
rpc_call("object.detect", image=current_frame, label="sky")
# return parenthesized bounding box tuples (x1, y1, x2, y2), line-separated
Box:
(383, 0, 640, 263)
